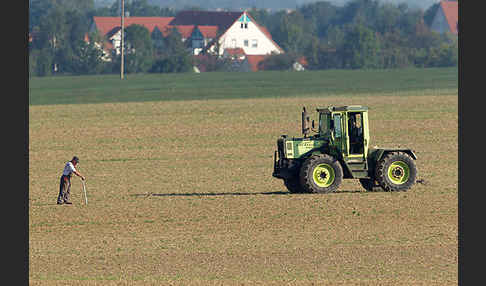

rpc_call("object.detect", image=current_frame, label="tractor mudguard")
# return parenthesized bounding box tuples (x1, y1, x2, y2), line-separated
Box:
(372, 148, 417, 162)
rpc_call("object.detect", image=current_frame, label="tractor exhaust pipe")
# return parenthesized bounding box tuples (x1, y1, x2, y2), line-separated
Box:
(302, 106, 310, 137)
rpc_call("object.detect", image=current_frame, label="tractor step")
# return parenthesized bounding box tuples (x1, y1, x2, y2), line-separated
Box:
(345, 160, 369, 179)
(347, 162, 367, 170)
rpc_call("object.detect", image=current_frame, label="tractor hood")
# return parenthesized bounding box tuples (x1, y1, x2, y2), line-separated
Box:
(278, 136, 327, 159)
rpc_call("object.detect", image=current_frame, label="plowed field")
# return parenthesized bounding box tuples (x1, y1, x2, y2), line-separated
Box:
(29, 90, 457, 284)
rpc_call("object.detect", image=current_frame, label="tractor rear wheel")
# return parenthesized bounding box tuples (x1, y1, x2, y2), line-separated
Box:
(283, 177, 307, 193)
(375, 152, 417, 192)
(300, 154, 343, 193)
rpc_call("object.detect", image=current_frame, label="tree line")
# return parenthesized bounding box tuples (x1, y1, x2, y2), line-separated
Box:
(255, 0, 457, 70)
(29, 0, 458, 76)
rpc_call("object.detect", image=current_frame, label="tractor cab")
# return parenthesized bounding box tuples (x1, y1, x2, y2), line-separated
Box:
(316, 106, 370, 164)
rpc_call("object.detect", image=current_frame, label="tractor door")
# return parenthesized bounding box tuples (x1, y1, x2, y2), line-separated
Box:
(345, 111, 368, 162)
(331, 113, 346, 156)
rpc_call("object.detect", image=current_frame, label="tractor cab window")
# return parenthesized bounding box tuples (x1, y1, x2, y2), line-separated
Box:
(348, 112, 364, 154)
(319, 113, 330, 135)
(333, 114, 342, 138)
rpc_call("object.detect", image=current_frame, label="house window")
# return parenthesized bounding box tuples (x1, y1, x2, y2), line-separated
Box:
(244, 40, 249, 47)
(239, 14, 250, 29)
(231, 39, 236, 48)
(252, 39, 258, 48)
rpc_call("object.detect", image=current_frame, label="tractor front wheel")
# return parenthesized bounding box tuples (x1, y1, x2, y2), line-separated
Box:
(375, 152, 417, 192)
(300, 154, 343, 193)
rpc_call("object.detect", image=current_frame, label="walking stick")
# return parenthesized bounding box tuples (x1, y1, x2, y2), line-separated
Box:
(81, 179, 88, 205)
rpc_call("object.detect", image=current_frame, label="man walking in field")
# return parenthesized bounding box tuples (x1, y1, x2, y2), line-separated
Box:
(57, 156, 86, 205)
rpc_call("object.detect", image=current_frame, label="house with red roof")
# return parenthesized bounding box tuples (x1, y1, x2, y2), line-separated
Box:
(430, 1, 458, 35)
(90, 16, 176, 56)
(89, 10, 283, 70)
(172, 10, 283, 57)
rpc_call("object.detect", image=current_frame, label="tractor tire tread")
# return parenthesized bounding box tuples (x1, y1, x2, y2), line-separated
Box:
(375, 151, 417, 192)
(299, 154, 343, 194)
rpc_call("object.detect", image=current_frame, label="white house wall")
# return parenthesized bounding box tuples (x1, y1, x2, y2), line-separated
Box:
(217, 13, 282, 56)
(110, 31, 122, 55)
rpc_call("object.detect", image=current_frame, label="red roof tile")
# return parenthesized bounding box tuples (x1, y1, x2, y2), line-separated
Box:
(93, 16, 220, 40)
(440, 1, 458, 34)
(197, 25, 219, 38)
(92, 16, 174, 37)
(165, 25, 195, 38)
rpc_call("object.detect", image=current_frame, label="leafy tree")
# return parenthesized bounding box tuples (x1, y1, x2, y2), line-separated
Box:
(409, 22, 442, 50)
(31, 48, 55, 77)
(150, 56, 192, 73)
(322, 25, 346, 51)
(259, 52, 299, 71)
(247, 8, 286, 39)
(192, 54, 232, 72)
(123, 24, 154, 73)
(70, 41, 107, 74)
(129, 0, 162, 16)
(29, 49, 39, 76)
(30, 1, 95, 74)
(340, 24, 382, 69)
(151, 27, 165, 56)
(33, 6, 69, 73)
(304, 38, 341, 70)
(37, 6, 67, 50)
(149, 28, 192, 73)
(29, 0, 94, 31)
(65, 10, 90, 44)
(397, 6, 424, 36)
(273, 11, 312, 54)
(55, 10, 92, 73)
(102, 0, 176, 17)
(163, 28, 185, 54)
(373, 3, 401, 34)
(380, 46, 411, 69)
(423, 40, 458, 67)
(304, 37, 321, 69)
(299, 1, 338, 38)
(337, 0, 381, 28)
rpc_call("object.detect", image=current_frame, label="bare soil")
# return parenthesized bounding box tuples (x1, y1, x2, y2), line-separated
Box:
(29, 93, 458, 284)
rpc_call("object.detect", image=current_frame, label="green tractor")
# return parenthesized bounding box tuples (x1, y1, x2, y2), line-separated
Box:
(272, 105, 418, 193)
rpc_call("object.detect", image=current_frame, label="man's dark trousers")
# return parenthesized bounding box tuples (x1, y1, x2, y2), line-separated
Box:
(57, 175, 71, 204)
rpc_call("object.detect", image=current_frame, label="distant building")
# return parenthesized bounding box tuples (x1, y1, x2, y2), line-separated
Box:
(89, 16, 178, 57)
(89, 10, 283, 71)
(171, 10, 283, 56)
(430, 1, 458, 35)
